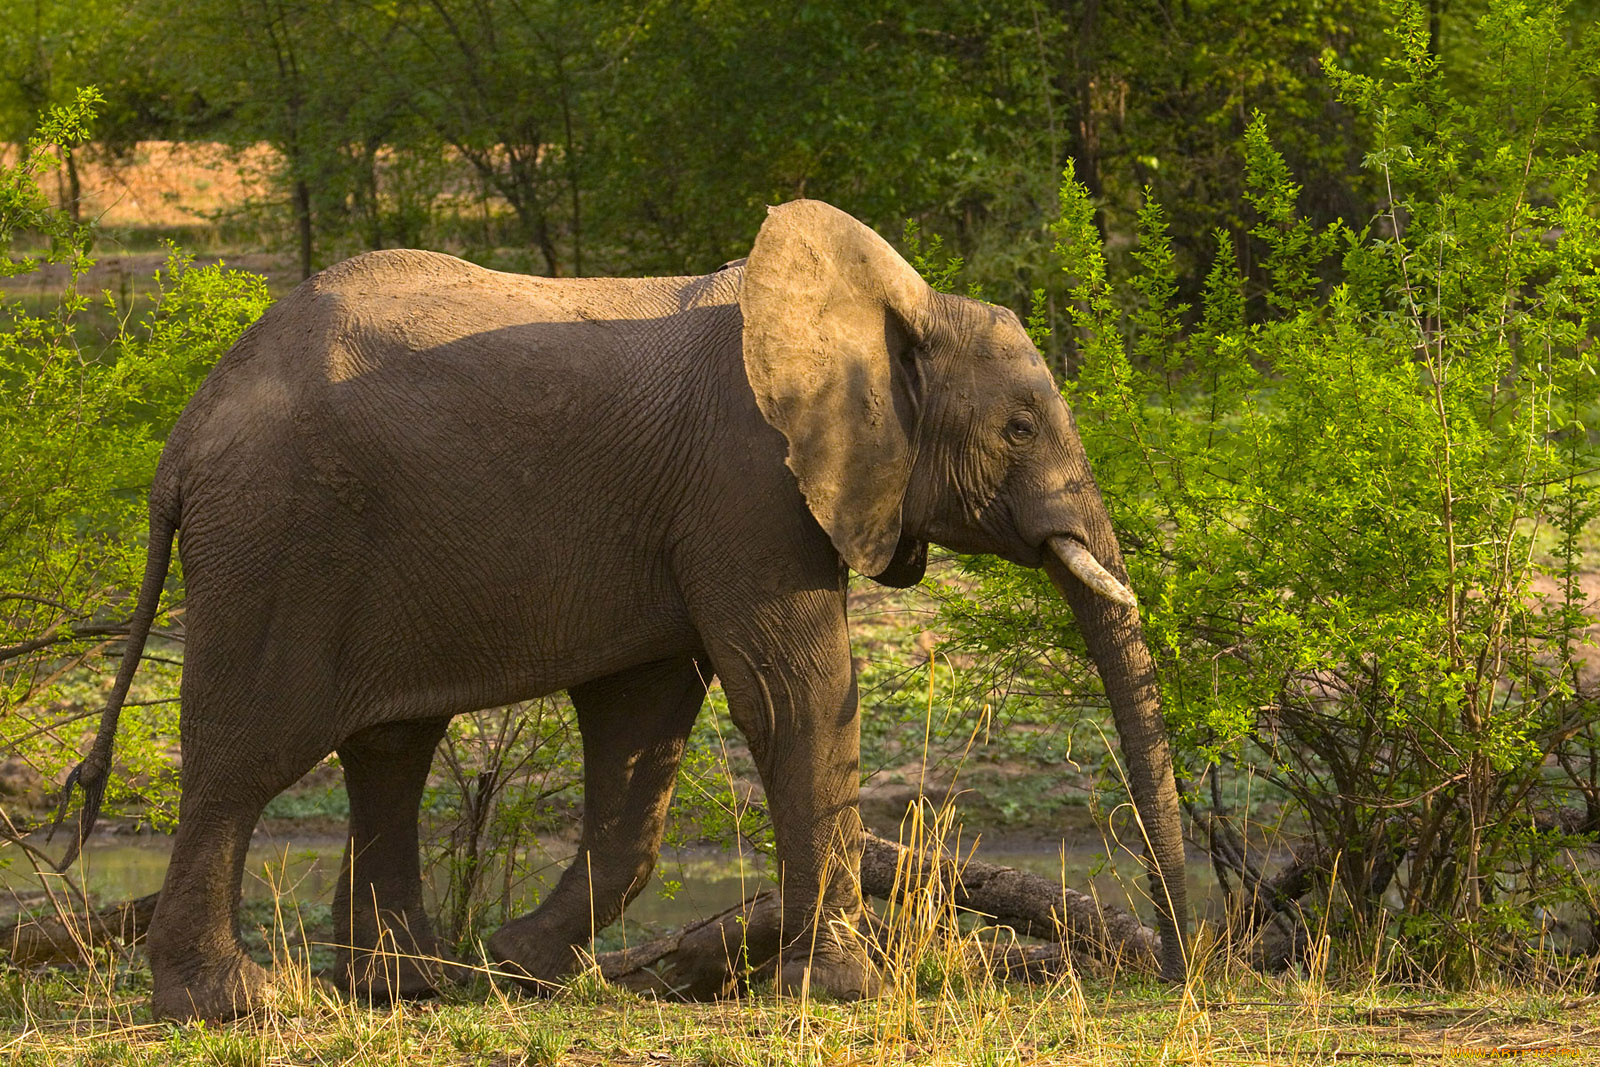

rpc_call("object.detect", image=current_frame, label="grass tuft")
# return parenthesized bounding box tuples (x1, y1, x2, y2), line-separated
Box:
(518, 1019, 570, 1066)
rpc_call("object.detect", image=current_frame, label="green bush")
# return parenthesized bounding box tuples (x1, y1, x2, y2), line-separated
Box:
(942, 0, 1600, 980)
(0, 91, 271, 830)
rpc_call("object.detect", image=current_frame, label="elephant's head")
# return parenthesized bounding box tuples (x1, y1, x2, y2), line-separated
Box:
(739, 199, 1188, 980)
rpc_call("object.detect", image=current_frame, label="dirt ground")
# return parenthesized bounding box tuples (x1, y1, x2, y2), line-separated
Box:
(38, 140, 275, 230)
(1528, 570, 1600, 688)
(3, 140, 299, 298)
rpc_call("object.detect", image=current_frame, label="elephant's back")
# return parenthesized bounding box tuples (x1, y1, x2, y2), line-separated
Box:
(164, 252, 748, 710)
(167, 251, 742, 476)
(301, 248, 735, 355)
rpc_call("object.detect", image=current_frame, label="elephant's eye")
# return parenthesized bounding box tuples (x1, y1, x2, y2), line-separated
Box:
(1005, 415, 1037, 442)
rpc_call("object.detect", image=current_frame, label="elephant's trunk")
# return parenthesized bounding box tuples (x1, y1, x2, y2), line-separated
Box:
(1045, 536, 1188, 982)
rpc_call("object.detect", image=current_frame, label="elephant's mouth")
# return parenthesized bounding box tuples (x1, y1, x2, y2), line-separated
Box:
(1046, 535, 1139, 611)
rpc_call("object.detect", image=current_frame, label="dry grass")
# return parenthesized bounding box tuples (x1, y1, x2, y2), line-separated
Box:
(3, 141, 277, 231)
(4, 921, 1598, 1066)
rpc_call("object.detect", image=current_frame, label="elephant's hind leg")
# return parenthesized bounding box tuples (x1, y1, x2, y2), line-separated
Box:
(334, 715, 454, 1002)
(146, 722, 331, 1021)
(488, 655, 708, 990)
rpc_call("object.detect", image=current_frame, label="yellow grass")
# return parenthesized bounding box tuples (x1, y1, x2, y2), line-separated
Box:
(0, 141, 275, 230)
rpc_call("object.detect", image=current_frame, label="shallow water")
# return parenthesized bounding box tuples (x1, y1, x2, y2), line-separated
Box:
(4, 831, 1218, 934)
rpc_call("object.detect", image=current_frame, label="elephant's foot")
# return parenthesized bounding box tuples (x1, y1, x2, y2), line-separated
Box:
(774, 943, 884, 1001)
(150, 953, 278, 1022)
(485, 920, 585, 993)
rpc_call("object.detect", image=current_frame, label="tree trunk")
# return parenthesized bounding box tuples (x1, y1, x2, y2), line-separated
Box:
(294, 176, 314, 279)
(531, 209, 561, 277)
(63, 146, 81, 224)
(363, 143, 383, 250)
(1065, 0, 1105, 237)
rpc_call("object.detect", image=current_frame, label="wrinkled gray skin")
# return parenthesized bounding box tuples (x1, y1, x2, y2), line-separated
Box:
(70, 200, 1187, 1020)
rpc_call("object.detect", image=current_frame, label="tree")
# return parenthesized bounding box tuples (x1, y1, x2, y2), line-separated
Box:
(349, 0, 621, 276)
(0, 1, 129, 219)
(147, 0, 392, 277)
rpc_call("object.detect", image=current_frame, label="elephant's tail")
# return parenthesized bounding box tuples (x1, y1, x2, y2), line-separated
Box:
(49, 469, 182, 871)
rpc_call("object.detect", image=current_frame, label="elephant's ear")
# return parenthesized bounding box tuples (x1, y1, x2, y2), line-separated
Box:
(740, 199, 933, 576)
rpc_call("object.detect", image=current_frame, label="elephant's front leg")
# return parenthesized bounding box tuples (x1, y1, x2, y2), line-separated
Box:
(488, 655, 707, 989)
(708, 595, 880, 1001)
(334, 715, 454, 1001)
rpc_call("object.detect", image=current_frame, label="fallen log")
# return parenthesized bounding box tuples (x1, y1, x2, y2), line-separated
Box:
(595, 831, 1160, 997)
(600, 890, 784, 999)
(1, 891, 158, 969)
(856, 831, 1159, 965)
(595, 890, 1087, 997)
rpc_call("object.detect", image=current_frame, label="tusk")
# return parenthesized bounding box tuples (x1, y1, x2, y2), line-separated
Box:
(1048, 536, 1139, 611)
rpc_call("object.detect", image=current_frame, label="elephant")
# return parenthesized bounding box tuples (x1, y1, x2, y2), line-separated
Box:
(55, 199, 1188, 1020)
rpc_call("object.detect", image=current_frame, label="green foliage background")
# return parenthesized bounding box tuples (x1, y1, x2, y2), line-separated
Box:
(0, 0, 1479, 341)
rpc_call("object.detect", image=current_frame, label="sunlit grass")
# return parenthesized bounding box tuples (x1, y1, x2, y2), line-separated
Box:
(5, 944, 1598, 1066)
